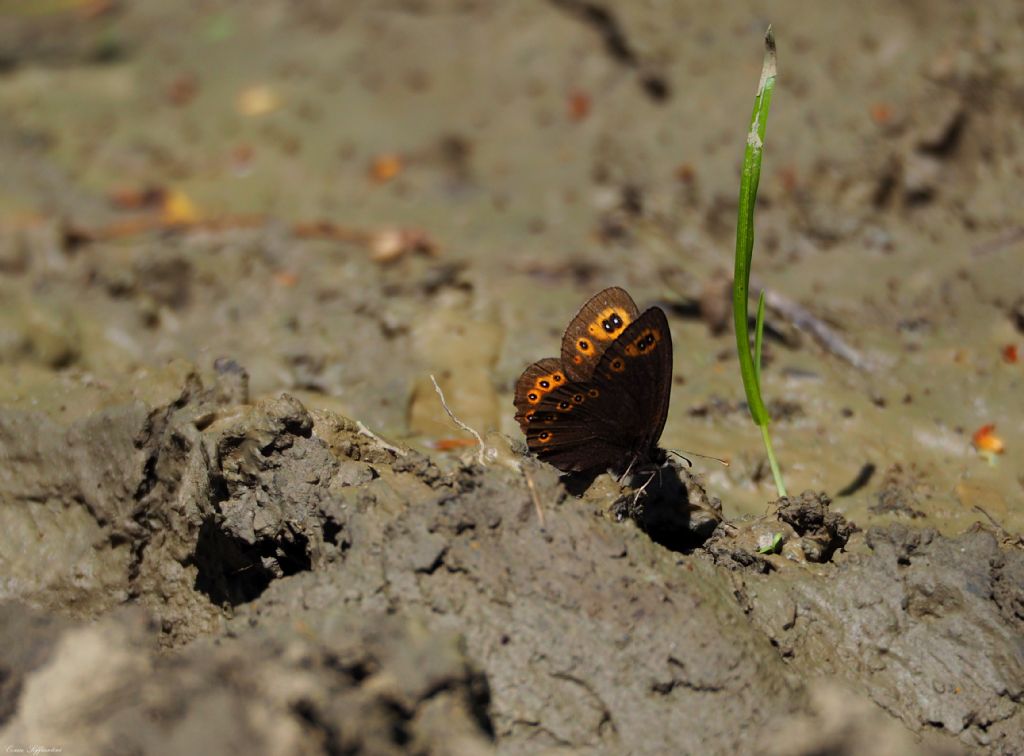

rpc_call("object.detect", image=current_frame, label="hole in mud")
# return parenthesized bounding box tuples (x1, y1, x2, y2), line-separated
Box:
(292, 699, 344, 756)
(191, 519, 312, 607)
(322, 516, 343, 546)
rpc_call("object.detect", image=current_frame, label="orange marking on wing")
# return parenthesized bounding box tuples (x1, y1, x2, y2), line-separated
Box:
(584, 307, 633, 342)
(624, 328, 662, 357)
(531, 372, 564, 402)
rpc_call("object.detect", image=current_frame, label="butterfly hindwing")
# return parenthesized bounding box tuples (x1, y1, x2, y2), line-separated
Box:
(521, 379, 641, 471)
(591, 307, 673, 458)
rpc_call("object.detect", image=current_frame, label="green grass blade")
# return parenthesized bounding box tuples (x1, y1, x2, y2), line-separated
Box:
(732, 26, 786, 499)
(754, 289, 766, 386)
(733, 27, 776, 427)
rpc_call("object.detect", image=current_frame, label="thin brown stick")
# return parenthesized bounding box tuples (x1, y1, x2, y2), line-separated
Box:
(971, 226, 1024, 257)
(972, 505, 1023, 545)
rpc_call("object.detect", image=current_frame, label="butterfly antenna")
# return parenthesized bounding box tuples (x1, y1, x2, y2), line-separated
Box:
(667, 449, 730, 467)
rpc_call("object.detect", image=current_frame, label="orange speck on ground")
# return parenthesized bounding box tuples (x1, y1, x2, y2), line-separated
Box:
(870, 102, 893, 125)
(166, 73, 199, 107)
(972, 424, 1005, 455)
(161, 189, 200, 225)
(431, 438, 478, 451)
(109, 186, 165, 211)
(1001, 344, 1018, 364)
(567, 90, 591, 121)
(369, 154, 403, 183)
(675, 163, 696, 183)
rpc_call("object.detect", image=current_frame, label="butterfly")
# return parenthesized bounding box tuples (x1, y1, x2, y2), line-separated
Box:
(513, 287, 673, 473)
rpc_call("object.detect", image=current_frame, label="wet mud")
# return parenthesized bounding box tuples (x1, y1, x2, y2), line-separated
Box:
(1, 1, 1022, 754)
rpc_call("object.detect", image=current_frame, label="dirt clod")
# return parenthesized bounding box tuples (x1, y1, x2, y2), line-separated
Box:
(775, 490, 856, 562)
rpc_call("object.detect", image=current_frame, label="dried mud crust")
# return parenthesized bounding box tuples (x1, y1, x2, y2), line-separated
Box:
(0, 371, 1021, 754)
(721, 524, 1024, 753)
(0, 603, 494, 755)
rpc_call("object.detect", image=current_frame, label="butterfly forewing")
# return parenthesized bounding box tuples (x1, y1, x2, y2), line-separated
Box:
(560, 287, 640, 382)
(513, 357, 566, 426)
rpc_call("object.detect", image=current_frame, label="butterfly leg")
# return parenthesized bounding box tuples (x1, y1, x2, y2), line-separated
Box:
(632, 470, 657, 507)
(617, 455, 638, 484)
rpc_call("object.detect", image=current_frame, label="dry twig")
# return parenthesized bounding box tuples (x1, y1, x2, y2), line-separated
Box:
(355, 421, 407, 457)
(430, 375, 490, 466)
(760, 286, 871, 371)
(522, 467, 546, 528)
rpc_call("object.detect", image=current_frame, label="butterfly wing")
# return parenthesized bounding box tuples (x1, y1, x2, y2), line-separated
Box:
(514, 358, 622, 471)
(513, 357, 567, 427)
(591, 306, 673, 458)
(560, 287, 640, 382)
(520, 308, 673, 473)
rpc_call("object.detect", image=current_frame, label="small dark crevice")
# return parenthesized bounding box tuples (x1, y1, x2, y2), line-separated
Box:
(904, 186, 935, 207)
(835, 462, 876, 497)
(549, 0, 670, 103)
(322, 652, 377, 685)
(661, 297, 703, 320)
(416, 547, 448, 575)
(620, 184, 644, 216)
(322, 516, 344, 547)
(550, 0, 637, 64)
(467, 672, 496, 740)
(379, 700, 412, 747)
(191, 518, 311, 607)
(917, 111, 967, 157)
(872, 160, 900, 208)
(292, 699, 352, 756)
(640, 73, 671, 101)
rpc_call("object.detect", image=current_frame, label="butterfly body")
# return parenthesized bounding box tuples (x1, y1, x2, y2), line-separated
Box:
(514, 287, 673, 473)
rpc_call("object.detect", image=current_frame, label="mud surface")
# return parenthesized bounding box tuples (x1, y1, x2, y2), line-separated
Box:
(1, 2, 1022, 754)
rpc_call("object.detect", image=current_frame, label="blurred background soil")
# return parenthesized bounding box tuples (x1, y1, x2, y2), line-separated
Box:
(0, 1, 1021, 754)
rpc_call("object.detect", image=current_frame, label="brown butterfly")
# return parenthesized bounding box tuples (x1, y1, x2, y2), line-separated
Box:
(513, 287, 673, 473)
